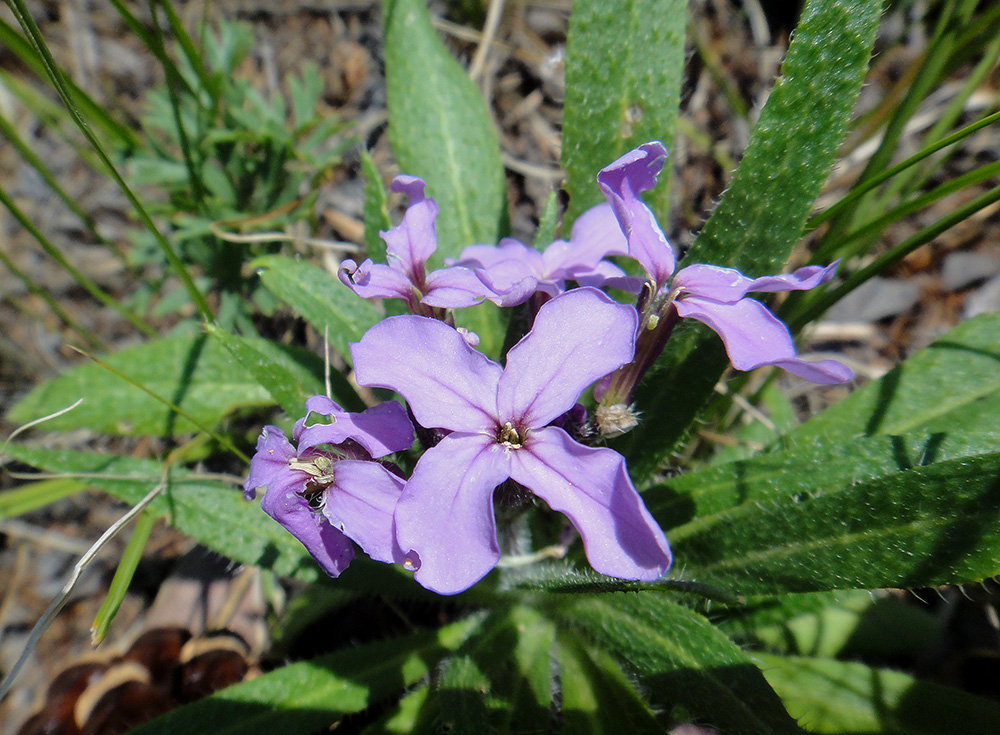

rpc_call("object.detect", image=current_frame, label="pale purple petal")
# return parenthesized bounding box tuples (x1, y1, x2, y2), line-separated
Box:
(339, 259, 414, 301)
(382, 176, 438, 282)
(510, 427, 671, 580)
(260, 480, 355, 577)
(394, 434, 511, 595)
(453, 241, 534, 270)
(244, 425, 295, 500)
(455, 240, 545, 306)
(352, 315, 502, 432)
(597, 142, 675, 286)
(744, 260, 840, 293)
(675, 296, 853, 384)
(422, 265, 493, 308)
(568, 260, 645, 294)
(561, 201, 629, 267)
(499, 288, 637, 427)
(322, 460, 407, 565)
(297, 399, 414, 458)
(673, 264, 754, 303)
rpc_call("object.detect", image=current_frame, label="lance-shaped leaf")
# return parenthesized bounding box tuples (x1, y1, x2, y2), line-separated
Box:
(253, 255, 382, 363)
(667, 451, 1000, 595)
(129, 617, 480, 735)
(8, 334, 270, 436)
(788, 310, 1000, 442)
(758, 654, 1000, 735)
(616, 0, 882, 479)
(384, 0, 504, 264)
(548, 594, 804, 734)
(643, 311, 1000, 525)
(562, 0, 686, 223)
(207, 325, 365, 417)
(4, 445, 320, 582)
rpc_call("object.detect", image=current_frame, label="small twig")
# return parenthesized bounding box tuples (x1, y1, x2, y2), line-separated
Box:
(469, 0, 507, 83)
(1, 399, 84, 466)
(0, 471, 167, 701)
(208, 222, 360, 255)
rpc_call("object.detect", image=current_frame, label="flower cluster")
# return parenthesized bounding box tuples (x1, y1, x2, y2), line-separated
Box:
(245, 143, 853, 595)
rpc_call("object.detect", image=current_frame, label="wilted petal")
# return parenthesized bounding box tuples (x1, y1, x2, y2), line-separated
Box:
(323, 460, 407, 565)
(597, 142, 675, 286)
(422, 265, 493, 308)
(675, 296, 853, 384)
(744, 260, 840, 293)
(394, 434, 510, 595)
(244, 425, 295, 500)
(499, 288, 637, 427)
(352, 315, 502, 432)
(339, 259, 413, 302)
(510, 427, 671, 580)
(260, 480, 355, 577)
(382, 176, 438, 281)
(297, 398, 414, 459)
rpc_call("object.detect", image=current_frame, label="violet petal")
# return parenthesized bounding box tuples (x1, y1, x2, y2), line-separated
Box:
(322, 460, 407, 565)
(339, 259, 414, 301)
(297, 400, 414, 459)
(499, 288, 637, 427)
(382, 176, 438, 282)
(596, 142, 675, 286)
(745, 261, 840, 294)
(352, 315, 502, 432)
(422, 265, 493, 308)
(675, 295, 853, 383)
(394, 433, 510, 595)
(244, 425, 295, 501)
(260, 479, 355, 577)
(510, 427, 671, 580)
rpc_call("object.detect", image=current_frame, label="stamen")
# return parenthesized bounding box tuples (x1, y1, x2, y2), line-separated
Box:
(498, 421, 523, 449)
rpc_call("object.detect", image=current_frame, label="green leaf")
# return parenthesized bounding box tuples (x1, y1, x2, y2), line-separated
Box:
(562, 0, 686, 223)
(206, 325, 364, 417)
(130, 617, 481, 735)
(253, 255, 382, 363)
(361, 148, 392, 262)
(616, 0, 882, 479)
(788, 311, 1000, 443)
(441, 606, 555, 734)
(646, 312, 1000, 524)
(668, 451, 1000, 595)
(91, 509, 155, 645)
(7, 334, 270, 436)
(758, 655, 1000, 735)
(548, 594, 803, 734)
(384, 0, 505, 263)
(556, 632, 665, 734)
(3, 445, 321, 582)
(0, 477, 85, 519)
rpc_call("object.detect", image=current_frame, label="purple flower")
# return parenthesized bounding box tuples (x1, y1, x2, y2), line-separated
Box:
(351, 287, 672, 595)
(244, 395, 415, 577)
(453, 204, 640, 306)
(338, 176, 492, 314)
(598, 142, 853, 385)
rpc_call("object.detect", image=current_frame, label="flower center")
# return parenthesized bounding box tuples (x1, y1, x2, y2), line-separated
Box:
(289, 454, 336, 507)
(497, 421, 523, 449)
